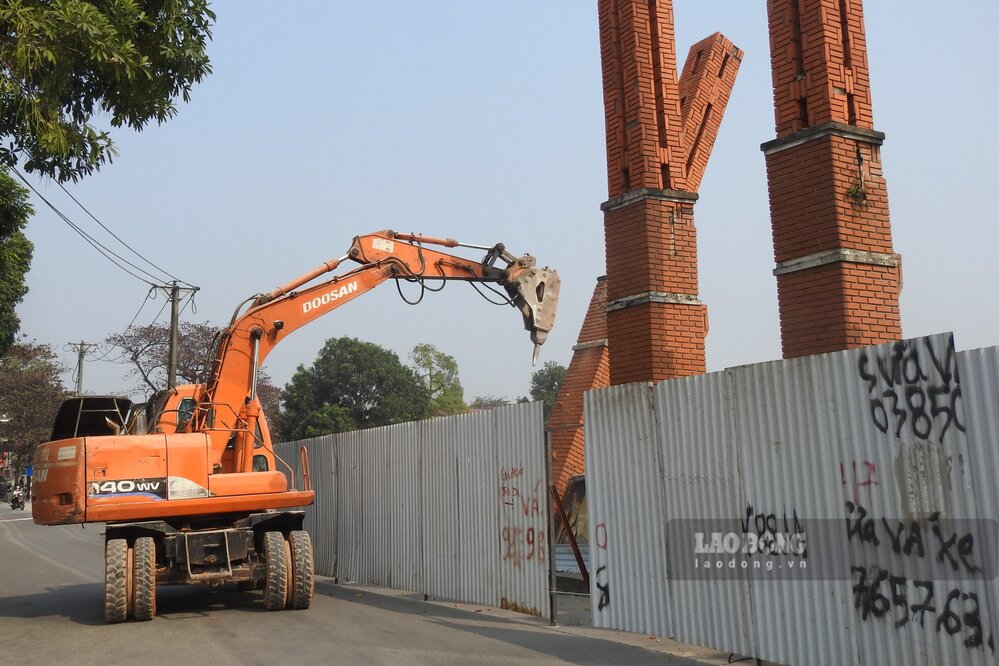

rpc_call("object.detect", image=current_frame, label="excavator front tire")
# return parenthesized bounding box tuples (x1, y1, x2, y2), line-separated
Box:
(104, 539, 129, 623)
(132, 537, 157, 621)
(288, 530, 314, 609)
(263, 531, 290, 611)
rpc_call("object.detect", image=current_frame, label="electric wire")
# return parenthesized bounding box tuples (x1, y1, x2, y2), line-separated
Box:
(54, 180, 194, 288)
(12, 168, 163, 286)
(87, 288, 158, 362)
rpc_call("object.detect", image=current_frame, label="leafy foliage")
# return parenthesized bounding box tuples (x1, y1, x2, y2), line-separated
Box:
(409, 342, 466, 416)
(0, 168, 32, 357)
(0, 339, 68, 471)
(281, 337, 431, 440)
(529, 360, 566, 424)
(0, 0, 216, 182)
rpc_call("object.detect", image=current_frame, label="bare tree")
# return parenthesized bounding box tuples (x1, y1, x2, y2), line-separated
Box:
(106, 322, 284, 440)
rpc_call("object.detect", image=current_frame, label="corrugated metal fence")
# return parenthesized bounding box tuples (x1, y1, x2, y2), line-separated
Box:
(585, 333, 999, 665)
(275, 402, 550, 618)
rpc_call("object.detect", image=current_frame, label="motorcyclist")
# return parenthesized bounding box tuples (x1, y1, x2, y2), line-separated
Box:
(10, 486, 24, 510)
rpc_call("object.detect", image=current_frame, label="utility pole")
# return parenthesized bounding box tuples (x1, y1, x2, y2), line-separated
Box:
(66, 341, 98, 395)
(152, 282, 199, 388)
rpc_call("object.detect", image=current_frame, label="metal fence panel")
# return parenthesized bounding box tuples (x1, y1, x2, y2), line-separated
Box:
(275, 434, 338, 577)
(335, 430, 366, 582)
(389, 423, 423, 593)
(656, 372, 753, 656)
(279, 402, 548, 617)
(586, 334, 999, 665)
(731, 354, 855, 666)
(454, 411, 500, 608)
(585, 382, 671, 637)
(420, 416, 461, 602)
(955, 346, 999, 661)
(495, 402, 549, 617)
(359, 426, 392, 586)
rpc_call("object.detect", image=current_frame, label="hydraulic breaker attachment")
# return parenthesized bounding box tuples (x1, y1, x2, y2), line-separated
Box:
(503, 257, 560, 365)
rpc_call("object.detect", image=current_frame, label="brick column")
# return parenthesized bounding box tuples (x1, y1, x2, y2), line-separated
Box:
(599, 0, 741, 383)
(548, 278, 610, 496)
(763, 0, 901, 357)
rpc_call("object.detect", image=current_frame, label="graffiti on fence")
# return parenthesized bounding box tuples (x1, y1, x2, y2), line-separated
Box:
(845, 499, 994, 653)
(500, 466, 524, 508)
(857, 336, 965, 444)
(850, 566, 993, 652)
(499, 467, 545, 568)
(845, 501, 984, 574)
(840, 460, 879, 506)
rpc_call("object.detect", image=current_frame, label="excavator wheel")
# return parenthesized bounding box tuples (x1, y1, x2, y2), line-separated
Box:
(132, 537, 157, 621)
(104, 539, 129, 623)
(288, 530, 315, 609)
(262, 531, 290, 611)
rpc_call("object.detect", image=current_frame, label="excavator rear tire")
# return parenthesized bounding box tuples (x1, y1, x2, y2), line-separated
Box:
(132, 537, 157, 621)
(263, 531, 289, 611)
(104, 539, 129, 624)
(288, 530, 314, 610)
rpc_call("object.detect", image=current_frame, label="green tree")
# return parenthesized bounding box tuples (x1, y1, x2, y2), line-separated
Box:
(291, 404, 355, 440)
(0, 1, 215, 353)
(0, 339, 68, 473)
(281, 337, 431, 440)
(529, 360, 566, 424)
(0, 169, 33, 357)
(409, 342, 466, 416)
(0, 0, 216, 181)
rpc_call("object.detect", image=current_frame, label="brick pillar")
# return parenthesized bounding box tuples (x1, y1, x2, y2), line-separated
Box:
(549, 277, 610, 496)
(599, 0, 741, 384)
(763, 0, 901, 357)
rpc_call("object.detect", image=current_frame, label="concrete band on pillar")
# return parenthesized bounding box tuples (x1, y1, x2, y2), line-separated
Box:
(773, 248, 898, 276)
(572, 339, 609, 352)
(601, 187, 699, 212)
(760, 121, 885, 156)
(606, 291, 702, 313)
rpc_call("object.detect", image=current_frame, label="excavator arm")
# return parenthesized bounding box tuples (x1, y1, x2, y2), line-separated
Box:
(198, 230, 559, 472)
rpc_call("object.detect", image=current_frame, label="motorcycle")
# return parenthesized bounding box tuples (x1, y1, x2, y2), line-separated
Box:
(10, 492, 24, 511)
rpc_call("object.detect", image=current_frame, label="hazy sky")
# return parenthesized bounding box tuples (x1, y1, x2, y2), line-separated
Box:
(15, 1, 999, 405)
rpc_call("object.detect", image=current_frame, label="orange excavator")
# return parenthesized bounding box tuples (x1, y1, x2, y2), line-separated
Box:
(31, 230, 559, 623)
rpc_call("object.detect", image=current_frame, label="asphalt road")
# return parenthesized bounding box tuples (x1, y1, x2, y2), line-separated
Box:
(0, 502, 726, 665)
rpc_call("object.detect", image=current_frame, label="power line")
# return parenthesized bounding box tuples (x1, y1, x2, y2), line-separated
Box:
(11, 167, 200, 289)
(86, 288, 158, 363)
(55, 180, 195, 288)
(12, 168, 161, 285)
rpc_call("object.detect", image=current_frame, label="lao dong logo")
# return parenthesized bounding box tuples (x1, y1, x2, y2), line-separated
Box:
(694, 530, 807, 556)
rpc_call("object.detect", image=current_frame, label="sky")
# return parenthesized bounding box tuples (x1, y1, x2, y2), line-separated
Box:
(15, 1, 999, 406)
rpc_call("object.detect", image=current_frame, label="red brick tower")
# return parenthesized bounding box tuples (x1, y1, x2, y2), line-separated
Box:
(763, 0, 901, 357)
(547, 3, 741, 496)
(548, 277, 610, 494)
(599, 1, 741, 383)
